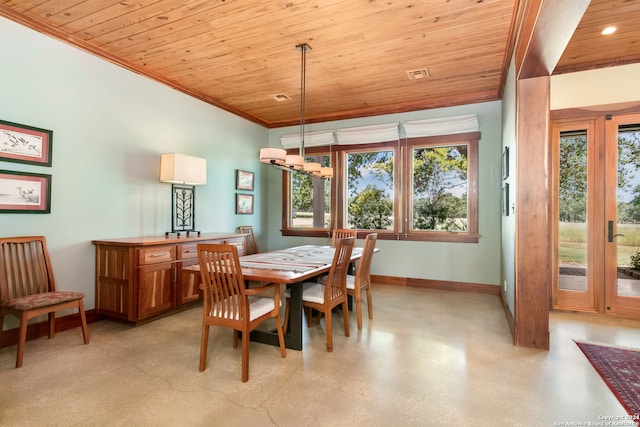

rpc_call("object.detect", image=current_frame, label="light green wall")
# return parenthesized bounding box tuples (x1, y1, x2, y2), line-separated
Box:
(265, 102, 504, 286)
(0, 17, 268, 316)
(501, 58, 517, 315)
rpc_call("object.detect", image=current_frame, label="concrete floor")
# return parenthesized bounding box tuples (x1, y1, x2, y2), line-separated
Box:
(1, 284, 639, 426)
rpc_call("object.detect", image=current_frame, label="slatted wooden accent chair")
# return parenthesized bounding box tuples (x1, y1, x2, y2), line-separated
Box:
(307, 228, 357, 322)
(197, 243, 286, 382)
(330, 228, 357, 248)
(311, 228, 357, 292)
(346, 233, 378, 330)
(285, 237, 355, 352)
(237, 226, 258, 255)
(0, 236, 89, 368)
(237, 225, 270, 288)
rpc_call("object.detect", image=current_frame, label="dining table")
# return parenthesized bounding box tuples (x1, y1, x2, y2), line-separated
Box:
(183, 244, 366, 351)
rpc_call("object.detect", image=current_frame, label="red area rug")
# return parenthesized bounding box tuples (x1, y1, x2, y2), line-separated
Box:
(575, 341, 640, 419)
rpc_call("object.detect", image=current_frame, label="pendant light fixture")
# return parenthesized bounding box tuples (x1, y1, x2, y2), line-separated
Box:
(259, 43, 333, 179)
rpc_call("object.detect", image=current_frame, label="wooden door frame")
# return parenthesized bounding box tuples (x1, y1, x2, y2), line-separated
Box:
(605, 112, 640, 317)
(550, 118, 601, 314)
(550, 105, 640, 320)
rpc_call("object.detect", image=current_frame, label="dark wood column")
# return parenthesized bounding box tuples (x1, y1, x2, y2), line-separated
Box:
(514, 75, 551, 349)
(512, 0, 590, 349)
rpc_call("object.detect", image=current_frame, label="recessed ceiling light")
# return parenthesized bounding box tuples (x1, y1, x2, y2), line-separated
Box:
(602, 26, 617, 35)
(406, 68, 430, 80)
(271, 94, 291, 102)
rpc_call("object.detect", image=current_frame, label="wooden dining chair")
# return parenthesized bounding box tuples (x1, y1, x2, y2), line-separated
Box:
(0, 236, 89, 368)
(197, 243, 286, 382)
(316, 233, 378, 329)
(237, 226, 258, 255)
(315, 228, 357, 293)
(237, 225, 271, 288)
(330, 228, 357, 247)
(346, 233, 378, 329)
(285, 237, 355, 352)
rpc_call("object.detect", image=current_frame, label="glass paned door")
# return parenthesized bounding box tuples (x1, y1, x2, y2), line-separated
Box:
(553, 114, 640, 320)
(605, 115, 640, 317)
(554, 121, 597, 312)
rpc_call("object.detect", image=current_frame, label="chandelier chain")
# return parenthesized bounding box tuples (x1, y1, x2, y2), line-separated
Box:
(297, 43, 310, 158)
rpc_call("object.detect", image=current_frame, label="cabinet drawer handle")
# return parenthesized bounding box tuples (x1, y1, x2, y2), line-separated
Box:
(149, 253, 169, 257)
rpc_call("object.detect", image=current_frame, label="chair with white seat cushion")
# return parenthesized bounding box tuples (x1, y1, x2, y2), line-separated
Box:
(346, 233, 377, 329)
(330, 228, 357, 247)
(311, 228, 357, 290)
(317, 233, 378, 329)
(197, 243, 286, 382)
(285, 237, 355, 352)
(237, 225, 259, 255)
(237, 225, 269, 288)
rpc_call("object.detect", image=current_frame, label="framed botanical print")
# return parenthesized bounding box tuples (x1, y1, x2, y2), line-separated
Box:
(236, 193, 254, 214)
(236, 169, 254, 191)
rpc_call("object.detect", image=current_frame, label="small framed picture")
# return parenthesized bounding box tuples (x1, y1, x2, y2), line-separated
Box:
(501, 146, 509, 180)
(0, 119, 53, 166)
(236, 169, 254, 191)
(0, 169, 52, 213)
(236, 193, 254, 215)
(502, 183, 509, 216)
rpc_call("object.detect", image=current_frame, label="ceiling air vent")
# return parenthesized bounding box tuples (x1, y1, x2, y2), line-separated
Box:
(406, 68, 430, 80)
(271, 93, 291, 102)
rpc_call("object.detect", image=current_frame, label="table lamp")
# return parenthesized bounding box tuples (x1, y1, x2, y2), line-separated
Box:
(160, 153, 207, 236)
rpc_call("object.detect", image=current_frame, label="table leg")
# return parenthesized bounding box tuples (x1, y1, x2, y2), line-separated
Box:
(249, 283, 303, 351)
(347, 261, 355, 311)
(285, 283, 303, 350)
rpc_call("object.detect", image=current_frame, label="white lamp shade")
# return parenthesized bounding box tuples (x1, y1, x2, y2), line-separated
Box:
(260, 147, 287, 164)
(284, 154, 304, 170)
(319, 167, 334, 178)
(303, 162, 321, 173)
(160, 153, 207, 185)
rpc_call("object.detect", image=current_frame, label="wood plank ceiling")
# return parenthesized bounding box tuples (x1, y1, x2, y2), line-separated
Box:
(1, 0, 639, 128)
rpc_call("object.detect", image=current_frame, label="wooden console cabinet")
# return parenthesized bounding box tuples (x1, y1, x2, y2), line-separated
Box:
(92, 233, 245, 324)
